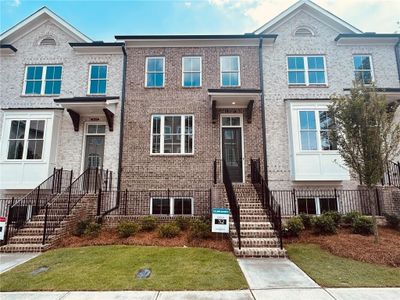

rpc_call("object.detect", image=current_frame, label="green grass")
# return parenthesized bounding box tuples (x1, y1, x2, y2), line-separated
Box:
(287, 243, 400, 287)
(0, 245, 247, 291)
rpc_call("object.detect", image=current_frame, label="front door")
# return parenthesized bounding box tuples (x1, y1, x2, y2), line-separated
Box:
(222, 123, 243, 183)
(84, 135, 105, 169)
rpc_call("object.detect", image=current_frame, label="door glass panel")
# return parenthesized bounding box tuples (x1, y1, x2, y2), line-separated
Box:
(85, 136, 105, 168)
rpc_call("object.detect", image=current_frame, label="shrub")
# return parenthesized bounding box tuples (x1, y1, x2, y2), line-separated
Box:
(342, 211, 362, 225)
(174, 216, 191, 231)
(322, 211, 342, 226)
(352, 216, 374, 235)
(312, 214, 337, 235)
(140, 216, 157, 231)
(159, 223, 181, 238)
(284, 217, 304, 237)
(73, 219, 91, 237)
(384, 213, 400, 230)
(188, 219, 212, 240)
(84, 222, 101, 238)
(299, 214, 313, 229)
(117, 220, 140, 238)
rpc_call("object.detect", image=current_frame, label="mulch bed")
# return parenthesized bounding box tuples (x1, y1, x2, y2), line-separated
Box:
(285, 227, 400, 267)
(55, 229, 233, 252)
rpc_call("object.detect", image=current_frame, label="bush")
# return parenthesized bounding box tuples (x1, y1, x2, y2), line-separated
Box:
(140, 216, 157, 231)
(174, 216, 191, 231)
(322, 211, 342, 226)
(352, 216, 374, 235)
(188, 219, 212, 240)
(342, 211, 362, 225)
(312, 214, 337, 235)
(159, 223, 181, 238)
(284, 217, 304, 237)
(84, 222, 102, 238)
(384, 213, 400, 230)
(299, 214, 313, 229)
(117, 220, 140, 238)
(73, 219, 91, 237)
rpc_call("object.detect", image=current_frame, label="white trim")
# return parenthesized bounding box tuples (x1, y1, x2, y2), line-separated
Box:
(352, 54, 375, 84)
(80, 121, 107, 173)
(182, 56, 202, 87)
(150, 196, 194, 216)
(220, 56, 241, 87)
(287, 55, 328, 86)
(220, 114, 245, 184)
(145, 56, 165, 88)
(87, 64, 108, 95)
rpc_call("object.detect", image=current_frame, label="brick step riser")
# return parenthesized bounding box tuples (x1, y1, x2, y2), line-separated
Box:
(26, 221, 61, 228)
(32, 215, 65, 222)
(0, 244, 49, 253)
(16, 228, 61, 236)
(8, 236, 55, 244)
(232, 240, 280, 248)
(230, 222, 273, 230)
(233, 248, 287, 258)
(231, 231, 277, 238)
(240, 216, 270, 222)
(239, 209, 266, 215)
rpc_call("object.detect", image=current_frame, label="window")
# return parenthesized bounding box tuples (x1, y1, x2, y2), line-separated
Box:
(220, 56, 240, 87)
(287, 56, 326, 85)
(151, 115, 194, 154)
(353, 55, 373, 84)
(87, 124, 106, 134)
(182, 57, 201, 87)
(24, 65, 62, 95)
(89, 65, 107, 94)
(7, 120, 45, 160)
(299, 111, 336, 151)
(298, 197, 337, 215)
(151, 197, 193, 215)
(146, 57, 165, 87)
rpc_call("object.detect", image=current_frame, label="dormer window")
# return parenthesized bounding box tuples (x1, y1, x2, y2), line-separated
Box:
(294, 27, 314, 37)
(40, 38, 56, 46)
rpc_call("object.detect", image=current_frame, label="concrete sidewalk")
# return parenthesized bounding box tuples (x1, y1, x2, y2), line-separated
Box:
(0, 253, 40, 274)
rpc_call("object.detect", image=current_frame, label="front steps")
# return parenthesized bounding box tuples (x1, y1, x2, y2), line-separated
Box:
(227, 184, 287, 258)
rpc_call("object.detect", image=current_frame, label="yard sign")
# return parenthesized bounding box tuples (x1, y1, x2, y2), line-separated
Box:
(211, 208, 230, 233)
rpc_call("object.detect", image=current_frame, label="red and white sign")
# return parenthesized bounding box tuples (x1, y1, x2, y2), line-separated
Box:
(0, 216, 6, 240)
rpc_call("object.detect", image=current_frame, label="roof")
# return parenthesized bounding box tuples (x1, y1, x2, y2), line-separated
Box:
(69, 42, 124, 47)
(54, 96, 119, 103)
(0, 7, 92, 43)
(116, 34, 276, 40)
(0, 44, 17, 52)
(254, 0, 362, 35)
(335, 33, 400, 41)
(208, 88, 262, 94)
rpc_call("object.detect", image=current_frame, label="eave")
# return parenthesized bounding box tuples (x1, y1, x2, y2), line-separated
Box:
(335, 34, 400, 45)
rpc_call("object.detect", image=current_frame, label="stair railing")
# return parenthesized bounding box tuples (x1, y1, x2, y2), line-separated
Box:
(250, 158, 283, 249)
(221, 159, 241, 249)
(42, 167, 101, 245)
(3, 168, 72, 245)
(381, 161, 400, 189)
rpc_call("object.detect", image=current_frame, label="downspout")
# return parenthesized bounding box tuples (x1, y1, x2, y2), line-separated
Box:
(395, 38, 400, 83)
(258, 37, 269, 185)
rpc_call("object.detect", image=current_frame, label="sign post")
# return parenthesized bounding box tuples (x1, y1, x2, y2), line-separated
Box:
(211, 208, 230, 233)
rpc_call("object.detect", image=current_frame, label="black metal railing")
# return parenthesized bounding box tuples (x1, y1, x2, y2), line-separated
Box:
(382, 161, 400, 189)
(97, 189, 212, 217)
(213, 159, 222, 184)
(42, 167, 102, 244)
(250, 158, 283, 249)
(221, 159, 241, 249)
(4, 168, 72, 245)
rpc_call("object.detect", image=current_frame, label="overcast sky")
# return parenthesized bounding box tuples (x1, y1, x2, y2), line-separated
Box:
(1, 0, 399, 41)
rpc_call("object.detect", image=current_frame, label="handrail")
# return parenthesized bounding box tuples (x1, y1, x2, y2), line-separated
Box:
(250, 158, 283, 249)
(382, 161, 400, 189)
(221, 159, 241, 249)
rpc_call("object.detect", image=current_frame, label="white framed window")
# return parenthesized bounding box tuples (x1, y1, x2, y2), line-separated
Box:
(23, 65, 62, 95)
(151, 115, 194, 155)
(287, 56, 327, 86)
(145, 57, 165, 87)
(220, 56, 240, 87)
(299, 110, 336, 151)
(182, 57, 202, 87)
(297, 197, 338, 215)
(7, 119, 45, 160)
(150, 197, 194, 215)
(88, 65, 107, 94)
(353, 55, 374, 84)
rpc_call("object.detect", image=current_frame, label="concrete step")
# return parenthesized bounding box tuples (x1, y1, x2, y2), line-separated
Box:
(231, 221, 273, 230)
(0, 243, 50, 253)
(233, 247, 287, 258)
(231, 229, 276, 238)
(232, 237, 279, 248)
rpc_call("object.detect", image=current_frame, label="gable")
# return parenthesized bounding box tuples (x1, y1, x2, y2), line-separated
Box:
(254, 0, 362, 35)
(0, 7, 91, 44)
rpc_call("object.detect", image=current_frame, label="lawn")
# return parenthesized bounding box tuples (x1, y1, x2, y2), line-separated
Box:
(0, 245, 247, 291)
(287, 243, 400, 287)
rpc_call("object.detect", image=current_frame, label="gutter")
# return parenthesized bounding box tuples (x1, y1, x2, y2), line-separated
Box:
(258, 37, 269, 185)
(395, 38, 400, 83)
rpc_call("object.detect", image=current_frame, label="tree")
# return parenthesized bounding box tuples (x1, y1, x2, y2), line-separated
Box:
(329, 82, 400, 243)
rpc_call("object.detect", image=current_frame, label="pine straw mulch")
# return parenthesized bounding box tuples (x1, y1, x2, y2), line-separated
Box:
(55, 228, 233, 253)
(285, 227, 400, 267)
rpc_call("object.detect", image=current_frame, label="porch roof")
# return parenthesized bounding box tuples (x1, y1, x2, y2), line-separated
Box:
(343, 88, 400, 103)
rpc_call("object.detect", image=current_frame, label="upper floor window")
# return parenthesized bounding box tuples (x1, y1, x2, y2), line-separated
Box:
(151, 115, 194, 155)
(182, 57, 201, 87)
(287, 56, 326, 86)
(353, 55, 373, 84)
(7, 119, 45, 160)
(146, 57, 165, 88)
(299, 110, 336, 151)
(220, 56, 240, 87)
(24, 65, 62, 95)
(89, 65, 107, 94)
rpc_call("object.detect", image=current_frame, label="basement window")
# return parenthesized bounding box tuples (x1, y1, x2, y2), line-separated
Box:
(150, 197, 193, 215)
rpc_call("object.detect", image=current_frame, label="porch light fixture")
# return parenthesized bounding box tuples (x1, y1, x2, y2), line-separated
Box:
(232, 102, 236, 105)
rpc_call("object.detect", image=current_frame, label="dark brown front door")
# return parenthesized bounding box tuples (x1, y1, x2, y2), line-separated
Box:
(222, 128, 243, 182)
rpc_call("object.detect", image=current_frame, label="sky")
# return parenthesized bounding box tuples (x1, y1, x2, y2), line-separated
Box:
(1, 0, 399, 41)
